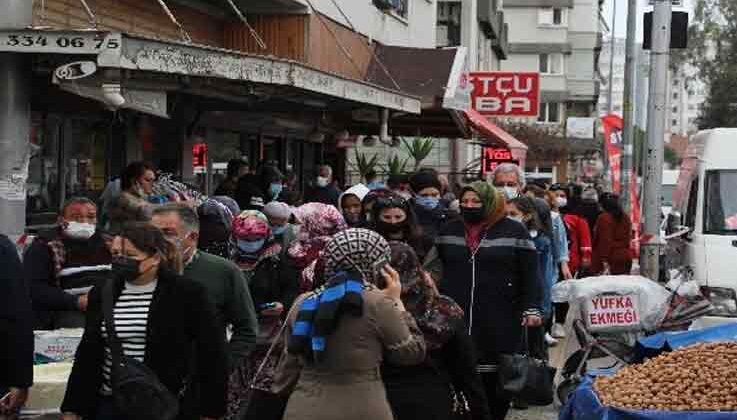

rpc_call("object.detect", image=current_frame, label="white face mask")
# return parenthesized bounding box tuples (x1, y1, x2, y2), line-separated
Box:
(316, 176, 330, 188)
(556, 197, 568, 208)
(502, 186, 519, 200)
(64, 221, 96, 240)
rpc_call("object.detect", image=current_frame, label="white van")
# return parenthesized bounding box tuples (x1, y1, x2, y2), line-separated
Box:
(667, 129, 737, 324)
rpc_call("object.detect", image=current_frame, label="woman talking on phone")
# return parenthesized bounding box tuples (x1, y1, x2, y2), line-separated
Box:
(272, 228, 426, 420)
(60, 223, 227, 420)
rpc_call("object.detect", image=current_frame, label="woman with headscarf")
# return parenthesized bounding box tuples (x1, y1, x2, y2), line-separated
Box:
(362, 188, 393, 225)
(197, 196, 240, 259)
(371, 194, 433, 263)
(229, 210, 298, 420)
(287, 203, 347, 292)
(272, 229, 426, 420)
(383, 242, 491, 420)
(426, 181, 542, 420)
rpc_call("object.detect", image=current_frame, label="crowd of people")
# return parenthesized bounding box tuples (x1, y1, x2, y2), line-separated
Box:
(0, 158, 635, 420)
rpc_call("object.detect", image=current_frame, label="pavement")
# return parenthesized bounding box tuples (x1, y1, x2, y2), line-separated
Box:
(508, 405, 559, 420)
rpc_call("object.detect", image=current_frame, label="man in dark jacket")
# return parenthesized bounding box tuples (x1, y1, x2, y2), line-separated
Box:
(305, 165, 341, 206)
(0, 234, 33, 417)
(152, 204, 258, 371)
(24, 198, 112, 330)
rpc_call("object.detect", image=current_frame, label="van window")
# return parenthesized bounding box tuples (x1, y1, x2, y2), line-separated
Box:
(704, 170, 737, 234)
(685, 178, 699, 228)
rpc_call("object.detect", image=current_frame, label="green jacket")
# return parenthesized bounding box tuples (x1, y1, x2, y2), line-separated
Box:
(183, 251, 258, 370)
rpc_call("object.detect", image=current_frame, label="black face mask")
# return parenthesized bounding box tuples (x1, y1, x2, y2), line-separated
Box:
(460, 206, 486, 224)
(112, 256, 143, 283)
(375, 220, 406, 237)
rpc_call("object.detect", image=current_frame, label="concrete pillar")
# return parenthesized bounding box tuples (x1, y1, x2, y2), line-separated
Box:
(0, 1, 34, 236)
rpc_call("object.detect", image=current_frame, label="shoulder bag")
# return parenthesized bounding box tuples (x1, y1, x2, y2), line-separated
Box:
(496, 327, 555, 406)
(101, 280, 180, 420)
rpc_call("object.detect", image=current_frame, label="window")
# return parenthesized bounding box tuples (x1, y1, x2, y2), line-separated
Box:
(672, 119, 678, 126)
(673, 92, 679, 100)
(538, 102, 561, 123)
(539, 53, 564, 74)
(538, 7, 567, 27)
(704, 170, 737, 234)
(685, 177, 699, 228)
(373, 0, 408, 19)
(672, 106, 678, 113)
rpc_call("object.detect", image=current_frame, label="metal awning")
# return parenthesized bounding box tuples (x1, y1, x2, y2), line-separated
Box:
(0, 29, 421, 114)
(464, 108, 528, 166)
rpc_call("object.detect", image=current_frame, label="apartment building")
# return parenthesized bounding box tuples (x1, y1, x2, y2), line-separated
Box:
(500, 0, 604, 183)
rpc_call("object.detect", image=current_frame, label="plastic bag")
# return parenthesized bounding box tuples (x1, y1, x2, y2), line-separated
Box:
(551, 275, 672, 331)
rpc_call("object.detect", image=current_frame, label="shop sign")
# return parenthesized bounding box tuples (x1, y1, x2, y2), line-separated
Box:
(0, 30, 121, 54)
(585, 294, 641, 331)
(54, 61, 97, 81)
(469, 72, 540, 117)
(192, 144, 208, 171)
(566, 117, 596, 139)
(481, 147, 518, 175)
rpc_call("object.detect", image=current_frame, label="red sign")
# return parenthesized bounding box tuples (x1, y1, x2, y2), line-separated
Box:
(192, 143, 208, 168)
(469, 72, 541, 117)
(481, 147, 519, 175)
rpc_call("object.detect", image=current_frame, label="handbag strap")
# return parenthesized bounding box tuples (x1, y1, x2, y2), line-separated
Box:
(102, 279, 125, 375)
(248, 301, 301, 390)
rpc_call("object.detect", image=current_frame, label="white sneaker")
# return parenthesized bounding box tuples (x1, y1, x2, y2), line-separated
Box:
(552, 323, 567, 339)
(545, 333, 559, 347)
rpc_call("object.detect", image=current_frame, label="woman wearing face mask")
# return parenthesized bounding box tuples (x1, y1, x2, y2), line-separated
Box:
(229, 211, 298, 420)
(272, 229, 426, 420)
(426, 181, 542, 420)
(60, 222, 227, 420)
(383, 242, 491, 420)
(371, 194, 433, 263)
(108, 162, 158, 234)
(287, 203, 348, 292)
(263, 201, 298, 250)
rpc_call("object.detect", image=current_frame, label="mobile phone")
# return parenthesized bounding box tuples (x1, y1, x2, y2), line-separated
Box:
(372, 259, 389, 289)
(260, 302, 277, 310)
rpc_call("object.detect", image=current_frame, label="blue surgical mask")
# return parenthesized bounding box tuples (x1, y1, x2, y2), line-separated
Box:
(502, 187, 519, 200)
(271, 225, 287, 236)
(269, 183, 283, 199)
(237, 239, 266, 254)
(415, 196, 439, 210)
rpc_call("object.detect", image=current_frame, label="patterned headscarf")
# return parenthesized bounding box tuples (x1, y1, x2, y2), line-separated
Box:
(288, 203, 347, 290)
(389, 241, 464, 350)
(323, 228, 390, 286)
(231, 210, 281, 271)
(199, 196, 239, 230)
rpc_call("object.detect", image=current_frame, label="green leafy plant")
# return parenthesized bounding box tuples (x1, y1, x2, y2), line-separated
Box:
(385, 154, 409, 175)
(403, 137, 434, 171)
(352, 150, 380, 179)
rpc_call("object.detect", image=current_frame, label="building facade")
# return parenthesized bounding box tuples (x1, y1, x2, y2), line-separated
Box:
(1, 0, 433, 235)
(500, 0, 604, 184)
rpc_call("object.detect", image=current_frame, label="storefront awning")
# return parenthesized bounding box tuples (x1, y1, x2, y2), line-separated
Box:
(0, 29, 421, 115)
(464, 108, 528, 164)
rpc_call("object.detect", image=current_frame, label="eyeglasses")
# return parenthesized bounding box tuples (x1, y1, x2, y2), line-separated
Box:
(493, 182, 519, 188)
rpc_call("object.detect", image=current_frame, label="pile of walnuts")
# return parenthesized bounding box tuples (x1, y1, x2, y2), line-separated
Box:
(595, 342, 737, 411)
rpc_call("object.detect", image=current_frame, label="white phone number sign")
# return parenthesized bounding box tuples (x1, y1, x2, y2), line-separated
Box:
(0, 31, 120, 54)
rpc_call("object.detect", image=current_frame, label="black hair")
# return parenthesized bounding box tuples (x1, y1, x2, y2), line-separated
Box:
(600, 192, 625, 221)
(121, 162, 155, 191)
(387, 174, 410, 190)
(371, 193, 425, 249)
(119, 222, 182, 274)
(226, 159, 247, 179)
(509, 196, 545, 234)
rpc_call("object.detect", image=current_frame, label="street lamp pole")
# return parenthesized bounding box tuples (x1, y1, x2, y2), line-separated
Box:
(640, 0, 672, 280)
(620, 0, 638, 213)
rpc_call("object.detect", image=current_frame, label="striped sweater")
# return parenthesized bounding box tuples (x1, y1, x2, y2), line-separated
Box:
(101, 280, 157, 394)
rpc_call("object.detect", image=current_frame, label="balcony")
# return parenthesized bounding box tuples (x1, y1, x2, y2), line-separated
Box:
(567, 78, 599, 102)
(478, 0, 504, 40)
(492, 22, 509, 59)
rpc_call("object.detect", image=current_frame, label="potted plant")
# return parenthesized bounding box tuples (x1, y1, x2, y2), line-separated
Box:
(403, 137, 435, 171)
